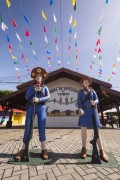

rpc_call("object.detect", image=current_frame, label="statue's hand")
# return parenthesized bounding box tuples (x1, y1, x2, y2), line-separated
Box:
(33, 97, 39, 103)
(79, 109, 84, 116)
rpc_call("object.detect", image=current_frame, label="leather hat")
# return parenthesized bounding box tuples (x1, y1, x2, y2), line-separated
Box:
(31, 67, 48, 79)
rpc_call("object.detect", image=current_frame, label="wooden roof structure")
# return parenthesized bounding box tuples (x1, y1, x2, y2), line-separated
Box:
(0, 68, 120, 111)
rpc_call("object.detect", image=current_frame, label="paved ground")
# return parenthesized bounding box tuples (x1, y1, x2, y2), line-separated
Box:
(0, 126, 120, 180)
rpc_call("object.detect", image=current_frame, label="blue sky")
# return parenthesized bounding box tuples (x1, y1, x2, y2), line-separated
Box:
(0, 0, 120, 91)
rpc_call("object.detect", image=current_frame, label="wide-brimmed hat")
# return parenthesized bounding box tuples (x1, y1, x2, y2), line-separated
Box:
(31, 67, 48, 79)
(80, 76, 92, 85)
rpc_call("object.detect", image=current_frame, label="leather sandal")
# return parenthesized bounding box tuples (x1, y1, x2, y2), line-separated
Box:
(41, 149, 48, 160)
(99, 149, 108, 162)
(80, 147, 87, 159)
(14, 149, 25, 161)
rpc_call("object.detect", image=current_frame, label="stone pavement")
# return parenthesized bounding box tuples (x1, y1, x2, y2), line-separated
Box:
(0, 127, 120, 180)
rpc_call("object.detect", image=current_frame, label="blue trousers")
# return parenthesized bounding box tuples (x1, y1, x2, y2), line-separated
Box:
(23, 105, 46, 143)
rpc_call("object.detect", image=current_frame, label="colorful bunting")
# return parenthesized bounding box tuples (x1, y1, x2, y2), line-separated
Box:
(1, 22, 8, 31)
(25, 29, 30, 36)
(50, 0, 53, 6)
(42, 10, 47, 20)
(12, 19, 17, 27)
(23, 14, 29, 23)
(6, 0, 11, 8)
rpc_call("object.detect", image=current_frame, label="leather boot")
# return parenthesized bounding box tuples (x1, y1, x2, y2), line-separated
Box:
(41, 149, 48, 160)
(99, 149, 108, 162)
(14, 149, 25, 161)
(80, 147, 87, 159)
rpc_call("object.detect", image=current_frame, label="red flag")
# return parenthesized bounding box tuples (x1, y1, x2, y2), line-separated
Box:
(98, 48, 102, 53)
(43, 26, 46, 32)
(55, 37, 57, 44)
(96, 38, 100, 46)
(8, 44, 12, 52)
(25, 29, 30, 36)
(68, 46, 70, 50)
(12, 19, 17, 27)
(22, 53, 24, 59)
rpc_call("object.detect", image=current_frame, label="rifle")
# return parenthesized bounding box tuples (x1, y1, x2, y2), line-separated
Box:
(21, 79, 45, 162)
(81, 89, 101, 164)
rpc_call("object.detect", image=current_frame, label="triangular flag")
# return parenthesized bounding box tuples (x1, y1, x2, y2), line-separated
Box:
(22, 53, 24, 59)
(43, 26, 47, 32)
(23, 14, 29, 23)
(12, 19, 17, 27)
(0, 15, 3, 22)
(99, 55, 102, 59)
(8, 44, 12, 52)
(30, 41, 32, 45)
(50, 0, 53, 6)
(25, 29, 30, 36)
(54, 27, 57, 34)
(1, 22, 8, 31)
(74, 1, 76, 11)
(69, 28, 72, 34)
(20, 45, 24, 50)
(14, 62, 19, 64)
(33, 50, 36, 55)
(69, 15, 73, 24)
(72, 0, 76, 6)
(73, 19, 77, 28)
(106, 0, 108, 4)
(55, 37, 57, 44)
(12, 55, 17, 60)
(6, 0, 11, 8)
(45, 35, 48, 43)
(15, 67, 20, 71)
(74, 31, 77, 38)
(53, 13, 57, 22)
(93, 55, 97, 58)
(96, 39, 100, 46)
(75, 42, 77, 47)
(117, 57, 120, 61)
(98, 48, 102, 53)
(97, 26, 102, 35)
(99, 10, 105, 22)
(47, 51, 51, 54)
(42, 10, 47, 20)
(56, 45, 58, 52)
(16, 33, 21, 41)
(6, 35, 10, 42)
(24, 59, 28, 62)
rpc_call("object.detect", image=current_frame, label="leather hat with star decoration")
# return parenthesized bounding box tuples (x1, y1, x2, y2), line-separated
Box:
(80, 76, 92, 85)
(31, 67, 48, 79)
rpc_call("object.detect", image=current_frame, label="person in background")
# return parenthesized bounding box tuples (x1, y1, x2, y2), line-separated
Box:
(15, 67, 50, 160)
(77, 77, 108, 162)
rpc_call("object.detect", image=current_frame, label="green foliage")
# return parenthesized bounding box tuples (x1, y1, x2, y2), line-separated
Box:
(0, 90, 13, 98)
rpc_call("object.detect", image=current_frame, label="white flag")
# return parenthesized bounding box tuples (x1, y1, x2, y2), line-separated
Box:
(69, 15, 73, 24)
(1, 22, 8, 31)
(53, 13, 57, 22)
(117, 57, 120, 61)
(33, 49, 36, 55)
(56, 45, 58, 52)
(74, 31, 77, 38)
(16, 33, 21, 42)
(93, 55, 97, 59)
(15, 67, 20, 71)
(99, 10, 105, 23)
(45, 35, 48, 43)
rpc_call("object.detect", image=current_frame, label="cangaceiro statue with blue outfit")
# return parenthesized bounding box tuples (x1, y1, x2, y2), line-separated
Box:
(77, 77, 108, 162)
(15, 67, 50, 160)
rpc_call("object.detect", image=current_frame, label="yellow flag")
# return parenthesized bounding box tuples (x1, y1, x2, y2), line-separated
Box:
(12, 55, 17, 60)
(73, 19, 77, 28)
(6, 0, 11, 8)
(42, 10, 47, 20)
(72, 0, 76, 6)
(48, 61, 51, 65)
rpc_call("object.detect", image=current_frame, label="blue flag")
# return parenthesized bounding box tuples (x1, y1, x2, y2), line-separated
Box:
(50, 0, 53, 6)
(23, 14, 29, 23)
(6, 35, 10, 42)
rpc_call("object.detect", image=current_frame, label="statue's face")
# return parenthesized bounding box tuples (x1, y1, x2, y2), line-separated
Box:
(82, 79, 90, 88)
(35, 74, 42, 82)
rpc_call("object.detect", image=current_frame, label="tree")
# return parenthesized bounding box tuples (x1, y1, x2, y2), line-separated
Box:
(0, 90, 13, 98)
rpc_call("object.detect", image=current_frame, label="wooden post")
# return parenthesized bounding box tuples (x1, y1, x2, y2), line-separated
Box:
(116, 102, 120, 128)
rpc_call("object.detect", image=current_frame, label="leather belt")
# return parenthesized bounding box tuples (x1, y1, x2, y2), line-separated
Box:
(82, 105, 92, 109)
(28, 102, 45, 106)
